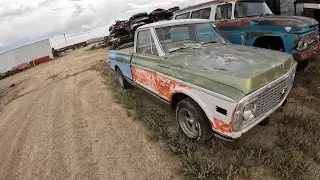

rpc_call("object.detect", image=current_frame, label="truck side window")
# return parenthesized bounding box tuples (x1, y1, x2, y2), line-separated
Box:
(137, 30, 152, 55)
(175, 12, 190, 19)
(215, 4, 232, 20)
(191, 10, 201, 19)
(200, 8, 211, 19)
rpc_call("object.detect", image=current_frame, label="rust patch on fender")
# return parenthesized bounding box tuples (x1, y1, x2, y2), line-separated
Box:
(212, 117, 232, 133)
(131, 65, 190, 101)
(216, 18, 252, 28)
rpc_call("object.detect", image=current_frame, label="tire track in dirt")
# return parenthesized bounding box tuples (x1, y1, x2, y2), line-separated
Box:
(48, 82, 72, 179)
(67, 74, 99, 180)
(1, 87, 50, 180)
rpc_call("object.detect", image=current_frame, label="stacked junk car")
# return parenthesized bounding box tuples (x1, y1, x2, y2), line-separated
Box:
(108, 6, 180, 50)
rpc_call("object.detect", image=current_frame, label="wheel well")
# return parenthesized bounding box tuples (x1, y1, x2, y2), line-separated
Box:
(171, 93, 191, 110)
(115, 65, 119, 71)
(253, 36, 285, 51)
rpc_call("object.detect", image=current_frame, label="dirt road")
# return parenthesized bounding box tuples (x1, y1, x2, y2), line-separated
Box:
(0, 48, 180, 180)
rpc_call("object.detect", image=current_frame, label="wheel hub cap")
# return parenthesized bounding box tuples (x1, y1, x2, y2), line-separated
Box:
(178, 108, 199, 138)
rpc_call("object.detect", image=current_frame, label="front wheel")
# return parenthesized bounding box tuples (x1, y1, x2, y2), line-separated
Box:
(176, 98, 213, 142)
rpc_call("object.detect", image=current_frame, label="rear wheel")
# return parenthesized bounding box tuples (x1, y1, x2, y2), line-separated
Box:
(116, 68, 131, 89)
(176, 98, 213, 142)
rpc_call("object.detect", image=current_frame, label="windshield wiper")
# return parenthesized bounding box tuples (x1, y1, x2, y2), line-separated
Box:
(201, 41, 218, 45)
(168, 46, 186, 53)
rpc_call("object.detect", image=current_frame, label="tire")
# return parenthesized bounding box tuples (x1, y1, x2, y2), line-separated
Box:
(116, 68, 131, 89)
(176, 98, 213, 142)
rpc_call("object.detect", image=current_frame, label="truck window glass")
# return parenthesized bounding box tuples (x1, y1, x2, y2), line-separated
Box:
(170, 27, 190, 41)
(195, 23, 216, 42)
(200, 8, 211, 19)
(191, 10, 201, 19)
(235, 2, 272, 18)
(137, 30, 152, 55)
(215, 4, 232, 20)
(175, 12, 190, 19)
(155, 23, 227, 53)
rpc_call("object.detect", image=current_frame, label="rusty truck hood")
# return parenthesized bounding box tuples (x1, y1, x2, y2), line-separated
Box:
(252, 15, 319, 33)
(164, 43, 295, 99)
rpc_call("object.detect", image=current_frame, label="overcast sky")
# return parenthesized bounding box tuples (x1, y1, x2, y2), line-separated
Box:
(0, 0, 208, 53)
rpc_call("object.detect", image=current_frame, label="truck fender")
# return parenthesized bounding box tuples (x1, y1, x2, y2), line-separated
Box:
(170, 86, 237, 130)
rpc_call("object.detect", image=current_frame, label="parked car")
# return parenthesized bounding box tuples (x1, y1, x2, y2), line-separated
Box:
(172, 0, 320, 63)
(109, 19, 297, 142)
(128, 12, 150, 34)
(149, 9, 170, 22)
(109, 20, 128, 34)
(168, 6, 180, 14)
(109, 33, 133, 50)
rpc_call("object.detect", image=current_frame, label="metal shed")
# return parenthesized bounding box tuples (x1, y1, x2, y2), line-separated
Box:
(0, 39, 53, 74)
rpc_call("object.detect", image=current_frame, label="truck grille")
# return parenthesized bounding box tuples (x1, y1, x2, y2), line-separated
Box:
(255, 79, 288, 117)
(242, 68, 295, 126)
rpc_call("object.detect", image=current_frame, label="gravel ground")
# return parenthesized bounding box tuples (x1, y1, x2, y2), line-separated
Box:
(0, 47, 181, 180)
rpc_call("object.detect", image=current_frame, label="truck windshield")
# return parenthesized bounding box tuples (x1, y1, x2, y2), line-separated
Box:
(155, 23, 227, 53)
(235, 2, 273, 18)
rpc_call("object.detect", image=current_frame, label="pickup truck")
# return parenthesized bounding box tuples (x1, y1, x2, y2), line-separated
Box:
(109, 19, 297, 142)
(173, 0, 320, 63)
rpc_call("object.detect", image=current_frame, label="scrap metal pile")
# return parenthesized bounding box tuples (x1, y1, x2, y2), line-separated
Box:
(108, 6, 179, 50)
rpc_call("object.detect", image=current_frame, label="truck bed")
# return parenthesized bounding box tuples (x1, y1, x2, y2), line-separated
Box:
(109, 48, 134, 81)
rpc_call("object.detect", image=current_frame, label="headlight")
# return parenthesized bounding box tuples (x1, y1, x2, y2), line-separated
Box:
(297, 40, 304, 51)
(303, 42, 308, 50)
(232, 101, 257, 132)
(243, 103, 257, 121)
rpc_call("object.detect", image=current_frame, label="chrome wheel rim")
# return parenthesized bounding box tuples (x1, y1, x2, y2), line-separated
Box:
(178, 108, 199, 138)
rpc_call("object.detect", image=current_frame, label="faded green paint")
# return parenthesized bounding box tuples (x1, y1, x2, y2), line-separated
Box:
(161, 43, 295, 101)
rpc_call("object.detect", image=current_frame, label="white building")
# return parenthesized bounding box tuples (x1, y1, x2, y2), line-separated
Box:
(0, 39, 53, 74)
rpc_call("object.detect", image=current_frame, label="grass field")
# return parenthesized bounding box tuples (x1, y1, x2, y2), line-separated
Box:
(96, 54, 320, 180)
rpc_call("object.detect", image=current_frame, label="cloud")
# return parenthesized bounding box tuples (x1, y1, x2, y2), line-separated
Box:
(0, 0, 207, 51)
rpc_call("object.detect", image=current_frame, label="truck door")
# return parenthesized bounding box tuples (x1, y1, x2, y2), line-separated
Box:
(131, 29, 163, 96)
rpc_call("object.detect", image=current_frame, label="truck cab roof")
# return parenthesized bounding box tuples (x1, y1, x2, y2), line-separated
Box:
(174, 0, 266, 15)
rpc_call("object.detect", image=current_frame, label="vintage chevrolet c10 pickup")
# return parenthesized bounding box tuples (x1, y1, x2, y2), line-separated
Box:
(109, 19, 297, 142)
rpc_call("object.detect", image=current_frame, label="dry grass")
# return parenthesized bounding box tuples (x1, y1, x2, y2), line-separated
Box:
(94, 54, 320, 180)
